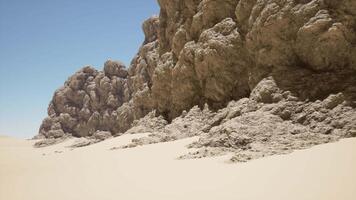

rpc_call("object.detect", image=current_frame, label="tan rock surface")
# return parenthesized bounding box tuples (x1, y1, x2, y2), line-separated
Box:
(37, 0, 356, 162)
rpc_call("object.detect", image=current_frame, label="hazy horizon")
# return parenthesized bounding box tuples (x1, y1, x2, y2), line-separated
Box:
(0, 0, 159, 138)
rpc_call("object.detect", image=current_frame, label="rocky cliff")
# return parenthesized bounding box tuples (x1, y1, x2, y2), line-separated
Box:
(37, 0, 356, 161)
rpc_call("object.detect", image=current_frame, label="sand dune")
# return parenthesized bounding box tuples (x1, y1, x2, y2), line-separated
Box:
(1, 135, 355, 200)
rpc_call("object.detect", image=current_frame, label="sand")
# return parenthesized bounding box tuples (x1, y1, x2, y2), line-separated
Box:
(1, 134, 355, 200)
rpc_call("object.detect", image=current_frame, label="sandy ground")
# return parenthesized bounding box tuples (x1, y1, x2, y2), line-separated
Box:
(0, 134, 355, 200)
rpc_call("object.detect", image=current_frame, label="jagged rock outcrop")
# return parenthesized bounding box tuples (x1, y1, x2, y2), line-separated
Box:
(116, 105, 214, 149)
(181, 77, 356, 162)
(37, 16, 160, 139)
(148, 0, 356, 122)
(38, 0, 356, 160)
(38, 64, 129, 138)
(121, 77, 355, 162)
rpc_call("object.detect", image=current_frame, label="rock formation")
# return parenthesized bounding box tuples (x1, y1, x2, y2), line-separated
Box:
(37, 16, 160, 139)
(37, 0, 356, 161)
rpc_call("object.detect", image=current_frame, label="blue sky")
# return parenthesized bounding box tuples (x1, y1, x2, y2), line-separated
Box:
(0, 0, 159, 138)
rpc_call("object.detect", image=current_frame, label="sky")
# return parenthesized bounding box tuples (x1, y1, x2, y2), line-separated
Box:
(0, 0, 159, 138)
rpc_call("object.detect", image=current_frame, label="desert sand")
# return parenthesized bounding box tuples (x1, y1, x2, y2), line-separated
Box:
(1, 135, 355, 200)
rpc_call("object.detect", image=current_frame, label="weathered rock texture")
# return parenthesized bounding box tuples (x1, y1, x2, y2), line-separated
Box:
(113, 77, 355, 161)
(37, 16, 160, 139)
(37, 0, 356, 161)
(182, 78, 356, 162)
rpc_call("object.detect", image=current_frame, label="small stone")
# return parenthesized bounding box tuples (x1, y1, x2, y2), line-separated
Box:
(296, 114, 307, 124)
(322, 93, 345, 109)
(349, 129, 356, 137)
(92, 131, 112, 141)
(280, 110, 292, 120)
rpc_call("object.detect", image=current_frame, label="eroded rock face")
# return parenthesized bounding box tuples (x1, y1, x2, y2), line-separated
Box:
(38, 64, 130, 138)
(243, 0, 356, 98)
(115, 77, 355, 162)
(38, 16, 160, 138)
(183, 77, 356, 162)
(152, 0, 356, 119)
(38, 0, 356, 149)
